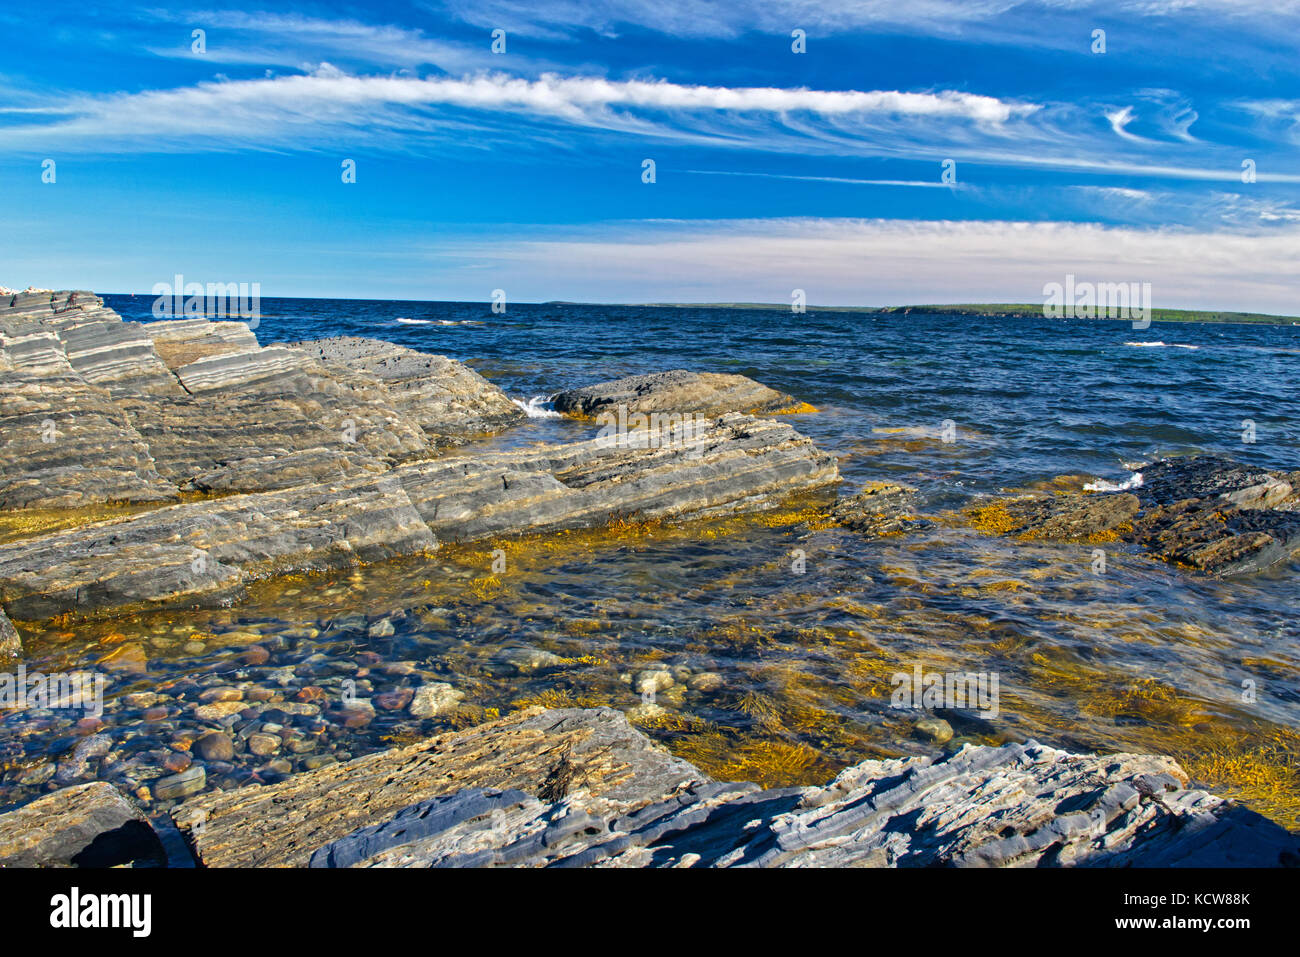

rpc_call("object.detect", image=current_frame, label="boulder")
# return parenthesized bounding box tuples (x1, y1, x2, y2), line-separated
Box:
(173, 706, 707, 867)
(554, 369, 802, 418)
(0, 781, 165, 867)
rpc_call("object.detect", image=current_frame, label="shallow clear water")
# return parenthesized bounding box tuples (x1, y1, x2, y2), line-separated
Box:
(3, 298, 1298, 827)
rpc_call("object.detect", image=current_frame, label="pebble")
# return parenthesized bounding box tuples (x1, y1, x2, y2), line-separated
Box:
(198, 686, 244, 704)
(248, 733, 280, 757)
(686, 672, 724, 693)
(409, 683, 465, 718)
(194, 732, 235, 761)
(163, 751, 192, 772)
(99, 642, 148, 674)
(194, 701, 247, 722)
(240, 645, 271, 666)
(914, 717, 954, 744)
(635, 669, 675, 694)
(154, 765, 206, 801)
(374, 688, 414, 711)
(498, 647, 563, 674)
(368, 618, 396, 638)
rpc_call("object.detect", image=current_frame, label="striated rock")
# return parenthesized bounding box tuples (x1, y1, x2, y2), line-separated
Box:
(830, 482, 923, 537)
(972, 455, 1300, 575)
(0, 781, 165, 867)
(143, 317, 260, 369)
(0, 372, 179, 510)
(0, 413, 836, 620)
(396, 412, 839, 543)
(61, 320, 181, 395)
(173, 707, 707, 867)
(288, 336, 524, 445)
(554, 369, 802, 418)
(0, 473, 435, 620)
(174, 708, 1300, 868)
(0, 608, 19, 657)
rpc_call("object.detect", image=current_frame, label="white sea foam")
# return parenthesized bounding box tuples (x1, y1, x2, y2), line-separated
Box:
(1084, 472, 1144, 492)
(512, 396, 563, 419)
(1124, 341, 1198, 350)
(396, 317, 483, 326)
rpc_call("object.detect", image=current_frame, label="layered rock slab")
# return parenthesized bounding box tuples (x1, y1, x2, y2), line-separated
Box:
(288, 336, 524, 445)
(0, 473, 435, 620)
(554, 369, 802, 418)
(174, 707, 706, 867)
(168, 708, 1300, 868)
(0, 372, 179, 510)
(0, 413, 838, 621)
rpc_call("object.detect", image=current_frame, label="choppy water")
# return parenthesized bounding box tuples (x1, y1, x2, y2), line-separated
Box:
(3, 297, 1298, 828)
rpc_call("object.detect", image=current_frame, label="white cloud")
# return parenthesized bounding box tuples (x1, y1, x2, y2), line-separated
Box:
(1, 69, 1034, 149)
(429, 217, 1300, 314)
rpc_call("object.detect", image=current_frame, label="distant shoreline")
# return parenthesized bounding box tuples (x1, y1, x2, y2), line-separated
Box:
(618, 302, 1300, 325)
(101, 293, 1300, 326)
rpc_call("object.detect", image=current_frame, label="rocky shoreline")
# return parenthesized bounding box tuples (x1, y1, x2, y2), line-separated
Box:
(1, 289, 1298, 867)
(2, 706, 1296, 867)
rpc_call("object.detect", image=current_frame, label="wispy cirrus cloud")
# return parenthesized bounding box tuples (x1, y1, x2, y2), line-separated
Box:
(0, 68, 1035, 150)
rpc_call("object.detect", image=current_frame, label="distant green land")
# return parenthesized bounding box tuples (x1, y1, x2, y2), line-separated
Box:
(617, 302, 1300, 325)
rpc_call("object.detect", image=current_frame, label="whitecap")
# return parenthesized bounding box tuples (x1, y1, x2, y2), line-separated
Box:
(512, 396, 563, 419)
(1084, 472, 1144, 492)
(1124, 341, 1198, 350)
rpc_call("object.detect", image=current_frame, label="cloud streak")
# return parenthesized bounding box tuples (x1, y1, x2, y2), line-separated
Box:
(432, 217, 1300, 314)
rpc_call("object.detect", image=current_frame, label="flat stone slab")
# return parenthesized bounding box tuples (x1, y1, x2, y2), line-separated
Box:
(143, 318, 260, 369)
(173, 707, 707, 867)
(0, 412, 837, 621)
(0, 372, 180, 510)
(0, 473, 435, 620)
(554, 369, 802, 418)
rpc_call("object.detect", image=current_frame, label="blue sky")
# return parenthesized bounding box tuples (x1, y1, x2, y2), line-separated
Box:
(2, 1, 1299, 310)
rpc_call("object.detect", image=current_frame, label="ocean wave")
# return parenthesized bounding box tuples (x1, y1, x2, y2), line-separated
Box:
(396, 317, 484, 326)
(1084, 471, 1144, 492)
(512, 396, 564, 419)
(1124, 341, 1199, 350)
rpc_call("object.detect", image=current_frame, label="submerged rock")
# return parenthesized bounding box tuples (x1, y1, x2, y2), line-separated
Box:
(554, 369, 802, 418)
(831, 482, 923, 537)
(0, 608, 20, 657)
(170, 707, 1299, 868)
(973, 455, 1300, 575)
